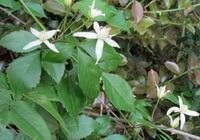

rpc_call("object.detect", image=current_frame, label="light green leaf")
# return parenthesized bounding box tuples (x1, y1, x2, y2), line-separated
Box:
(42, 61, 65, 83)
(78, 49, 102, 101)
(15, 133, 32, 140)
(25, 94, 67, 132)
(0, 0, 13, 8)
(80, 40, 122, 71)
(132, 17, 155, 35)
(0, 109, 10, 126)
(56, 0, 64, 5)
(43, 1, 65, 15)
(57, 76, 86, 119)
(107, 9, 129, 32)
(76, 0, 114, 21)
(102, 134, 128, 140)
(25, 2, 47, 18)
(42, 42, 75, 62)
(31, 84, 59, 102)
(96, 115, 110, 135)
(102, 72, 135, 111)
(0, 125, 14, 140)
(65, 115, 99, 139)
(0, 31, 40, 53)
(7, 52, 41, 97)
(10, 101, 51, 140)
(0, 72, 12, 94)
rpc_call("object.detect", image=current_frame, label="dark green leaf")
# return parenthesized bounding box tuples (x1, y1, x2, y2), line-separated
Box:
(102, 72, 135, 111)
(65, 115, 99, 139)
(25, 2, 47, 18)
(42, 42, 74, 62)
(57, 76, 86, 119)
(42, 61, 65, 83)
(96, 115, 110, 135)
(10, 101, 51, 140)
(78, 49, 102, 101)
(102, 134, 128, 140)
(7, 52, 41, 97)
(80, 40, 122, 71)
(43, 1, 65, 15)
(0, 31, 40, 53)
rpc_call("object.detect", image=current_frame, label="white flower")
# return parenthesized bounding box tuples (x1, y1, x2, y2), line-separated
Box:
(23, 28, 60, 53)
(89, 0, 105, 18)
(167, 96, 199, 129)
(156, 85, 170, 99)
(168, 115, 180, 128)
(73, 22, 120, 64)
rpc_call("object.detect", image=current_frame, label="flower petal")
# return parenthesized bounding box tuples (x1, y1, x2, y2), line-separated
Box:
(184, 110, 200, 116)
(46, 29, 60, 39)
(23, 40, 42, 50)
(73, 32, 98, 39)
(44, 41, 59, 53)
(30, 28, 40, 38)
(93, 22, 100, 33)
(178, 96, 183, 108)
(95, 39, 104, 64)
(167, 107, 180, 115)
(180, 113, 185, 130)
(105, 38, 120, 48)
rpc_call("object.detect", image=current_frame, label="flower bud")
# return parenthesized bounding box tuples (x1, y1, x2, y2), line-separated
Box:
(64, 0, 72, 7)
(156, 85, 170, 99)
(169, 116, 179, 128)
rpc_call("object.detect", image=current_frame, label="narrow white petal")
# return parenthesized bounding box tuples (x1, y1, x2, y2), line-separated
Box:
(167, 107, 180, 115)
(91, 0, 95, 9)
(95, 39, 104, 64)
(93, 22, 100, 33)
(23, 40, 42, 50)
(73, 32, 98, 39)
(105, 38, 120, 48)
(180, 113, 185, 130)
(30, 28, 40, 38)
(185, 110, 200, 116)
(44, 41, 59, 53)
(178, 96, 183, 108)
(46, 29, 60, 39)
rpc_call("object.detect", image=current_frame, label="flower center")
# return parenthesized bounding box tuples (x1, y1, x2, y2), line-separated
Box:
(97, 27, 111, 40)
(180, 105, 188, 113)
(39, 31, 48, 41)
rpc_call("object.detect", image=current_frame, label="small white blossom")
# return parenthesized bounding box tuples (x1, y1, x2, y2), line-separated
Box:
(156, 85, 170, 99)
(23, 28, 60, 53)
(89, 0, 105, 18)
(167, 96, 199, 129)
(73, 22, 120, 64)
(168, 115, 180, 128)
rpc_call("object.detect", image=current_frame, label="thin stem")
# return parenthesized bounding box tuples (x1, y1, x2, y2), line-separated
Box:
(71, 55, 78, 63)
(19, 0, 46, 30)
(60, 8, 71, 32)
(0, 6, 26, 25)
(144, 3, 200, 14)
(155, 113, 179, 124)
(118, 110, 133, 127)
(144, 0, 156, 9)
(124, 0, 136, 10)
(65, 18, 90, 36)
(151, 99, 160, 122)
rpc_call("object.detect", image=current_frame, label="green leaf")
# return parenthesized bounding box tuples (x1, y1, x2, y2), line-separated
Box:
(0, 72, 13, 94)
(132, 17, 155, 35)
(25, 2, 47, 18)
(0, 109, 10, 126)
(96, 115, 110, 135)
(102, 134, 128, 140)
(42, 42, 74, 62)
(76, 0, 114, 21)
(0, 31, 40, 53)
(25, 94, 67, 132)
(107, 9, 129, 32)
(165, 93, 179, 104)
(80, 40, 122, 71)
(7, 52, 41, 97)
(78, 49, 102, 101)
(43, 1, 65, 15)
(57, 76, 86, 119)
(31, 84, 59, 102)
(0, 125, 14, 140)
(10, 101, 51, 140)
(102, 72, 135, 111)
(0, 0, 13, 8)
(15, 133, 32, 140)
(42, 61, 65, 83)
(65, 115, 99, 139)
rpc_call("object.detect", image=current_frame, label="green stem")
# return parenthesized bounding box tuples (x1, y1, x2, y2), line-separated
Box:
(118, 110, 133, 127)
(144, 0, 156, 9)
(65, 19, 90, 36)
(155, 113, 179, 124)
(151, 99, 160, 122)
(144, 3, 200, 14)
(60, 8, 71, 32)
(19, 0, 46, 31)
(124, 0, 136, 10)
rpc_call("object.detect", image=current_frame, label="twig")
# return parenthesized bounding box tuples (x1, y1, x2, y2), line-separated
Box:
(160, 126, 200, 140)
(0, 7, 26, 25)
